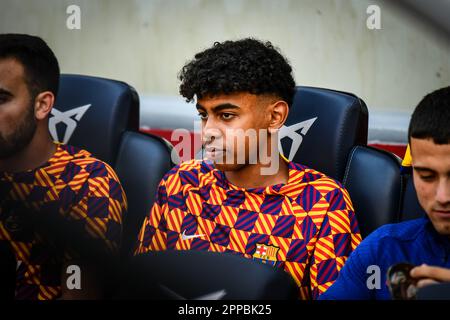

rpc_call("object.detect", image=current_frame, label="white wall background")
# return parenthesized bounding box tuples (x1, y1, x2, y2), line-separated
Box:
(0, 0, 449, 112)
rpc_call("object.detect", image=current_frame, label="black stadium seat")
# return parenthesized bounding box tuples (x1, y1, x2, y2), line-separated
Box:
(282, 87, 401, 238)
(52, 74, 174, 257)
(281, 86, 368, 181)
(343, 146, 402, 238)
(114, 131, 175, 256)
(116, 250, 299, 300)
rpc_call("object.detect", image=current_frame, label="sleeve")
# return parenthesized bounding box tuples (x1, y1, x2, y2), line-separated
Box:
(64, 162, 126, 259)
(309, 186, 362, 299)
(134, 176, 169, 255)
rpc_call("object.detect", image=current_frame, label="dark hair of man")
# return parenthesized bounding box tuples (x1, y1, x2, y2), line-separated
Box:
(408, 86, 450, 145)
(179, 38, 296, 107)
(0, 33, 60, 99)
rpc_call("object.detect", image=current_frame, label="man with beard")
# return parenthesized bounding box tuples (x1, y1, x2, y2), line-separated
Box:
(0, 34, 126, 299)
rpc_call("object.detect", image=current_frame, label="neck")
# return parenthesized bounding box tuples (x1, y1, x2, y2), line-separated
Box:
(0, 127, 56, 173)
(224, 156, 289, 189)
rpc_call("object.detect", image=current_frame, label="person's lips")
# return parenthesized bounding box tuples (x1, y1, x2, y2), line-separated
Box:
(432, 209, 450, 218)
(204, 147, 226, 159)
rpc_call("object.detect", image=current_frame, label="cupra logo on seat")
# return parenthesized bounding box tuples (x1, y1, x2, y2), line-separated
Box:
(49, 104, 91, 144)
(278, 117, 318, 161)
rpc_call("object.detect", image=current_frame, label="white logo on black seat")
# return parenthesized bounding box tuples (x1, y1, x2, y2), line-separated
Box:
(49, 104, 91, 144)
(278, 117, 317, 161)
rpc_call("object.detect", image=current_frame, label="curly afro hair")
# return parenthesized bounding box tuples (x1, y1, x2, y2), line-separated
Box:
(179, 38, 296, 107)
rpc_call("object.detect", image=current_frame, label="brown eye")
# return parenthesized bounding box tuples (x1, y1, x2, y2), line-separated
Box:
(420, 175, 435, 182)
(0, 95, 10, 104)
(221, 113, 234, 120)
(198, 112, 208, 120)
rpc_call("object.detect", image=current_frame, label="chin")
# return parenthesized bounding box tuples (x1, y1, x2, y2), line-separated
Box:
(429, 217, 450, 236)
(213, 162, 245, 172)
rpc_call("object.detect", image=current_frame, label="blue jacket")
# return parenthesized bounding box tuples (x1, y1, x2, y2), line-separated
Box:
(320, 217, 450, 300)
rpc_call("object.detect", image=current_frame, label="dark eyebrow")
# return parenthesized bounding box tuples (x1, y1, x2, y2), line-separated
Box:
(196, 104, 206, 111)
(196, 103, 240, 113)
(414, 167, 450, 177)
(413, 167, 435, 173)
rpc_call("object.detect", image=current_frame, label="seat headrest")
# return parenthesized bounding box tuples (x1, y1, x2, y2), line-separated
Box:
(50, 74, 139, 165)
(343, 146, 402, 237)
(280, 86, 368, 181)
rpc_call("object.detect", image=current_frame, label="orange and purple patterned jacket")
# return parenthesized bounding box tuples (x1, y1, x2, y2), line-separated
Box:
(136, 159, 361, 299)
(0, 143, 126, 300)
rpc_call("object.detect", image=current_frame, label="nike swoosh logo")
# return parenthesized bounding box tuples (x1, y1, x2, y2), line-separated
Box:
(159, 284, 227, 300)
(181, 229, 206, 241)
(195, 289, 227, 300)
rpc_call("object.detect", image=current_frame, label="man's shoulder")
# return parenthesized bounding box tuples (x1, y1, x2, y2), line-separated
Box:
(163, 159, 211, 179)
(289, 161, 345, 189)
(364, 218, 428, 247)
(56, 143, 92, 161)
(55, 144, 126, 210)
(50, 144, 121, 181)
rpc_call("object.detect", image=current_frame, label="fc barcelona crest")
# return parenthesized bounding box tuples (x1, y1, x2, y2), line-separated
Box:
(253, 243, 279, 266)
